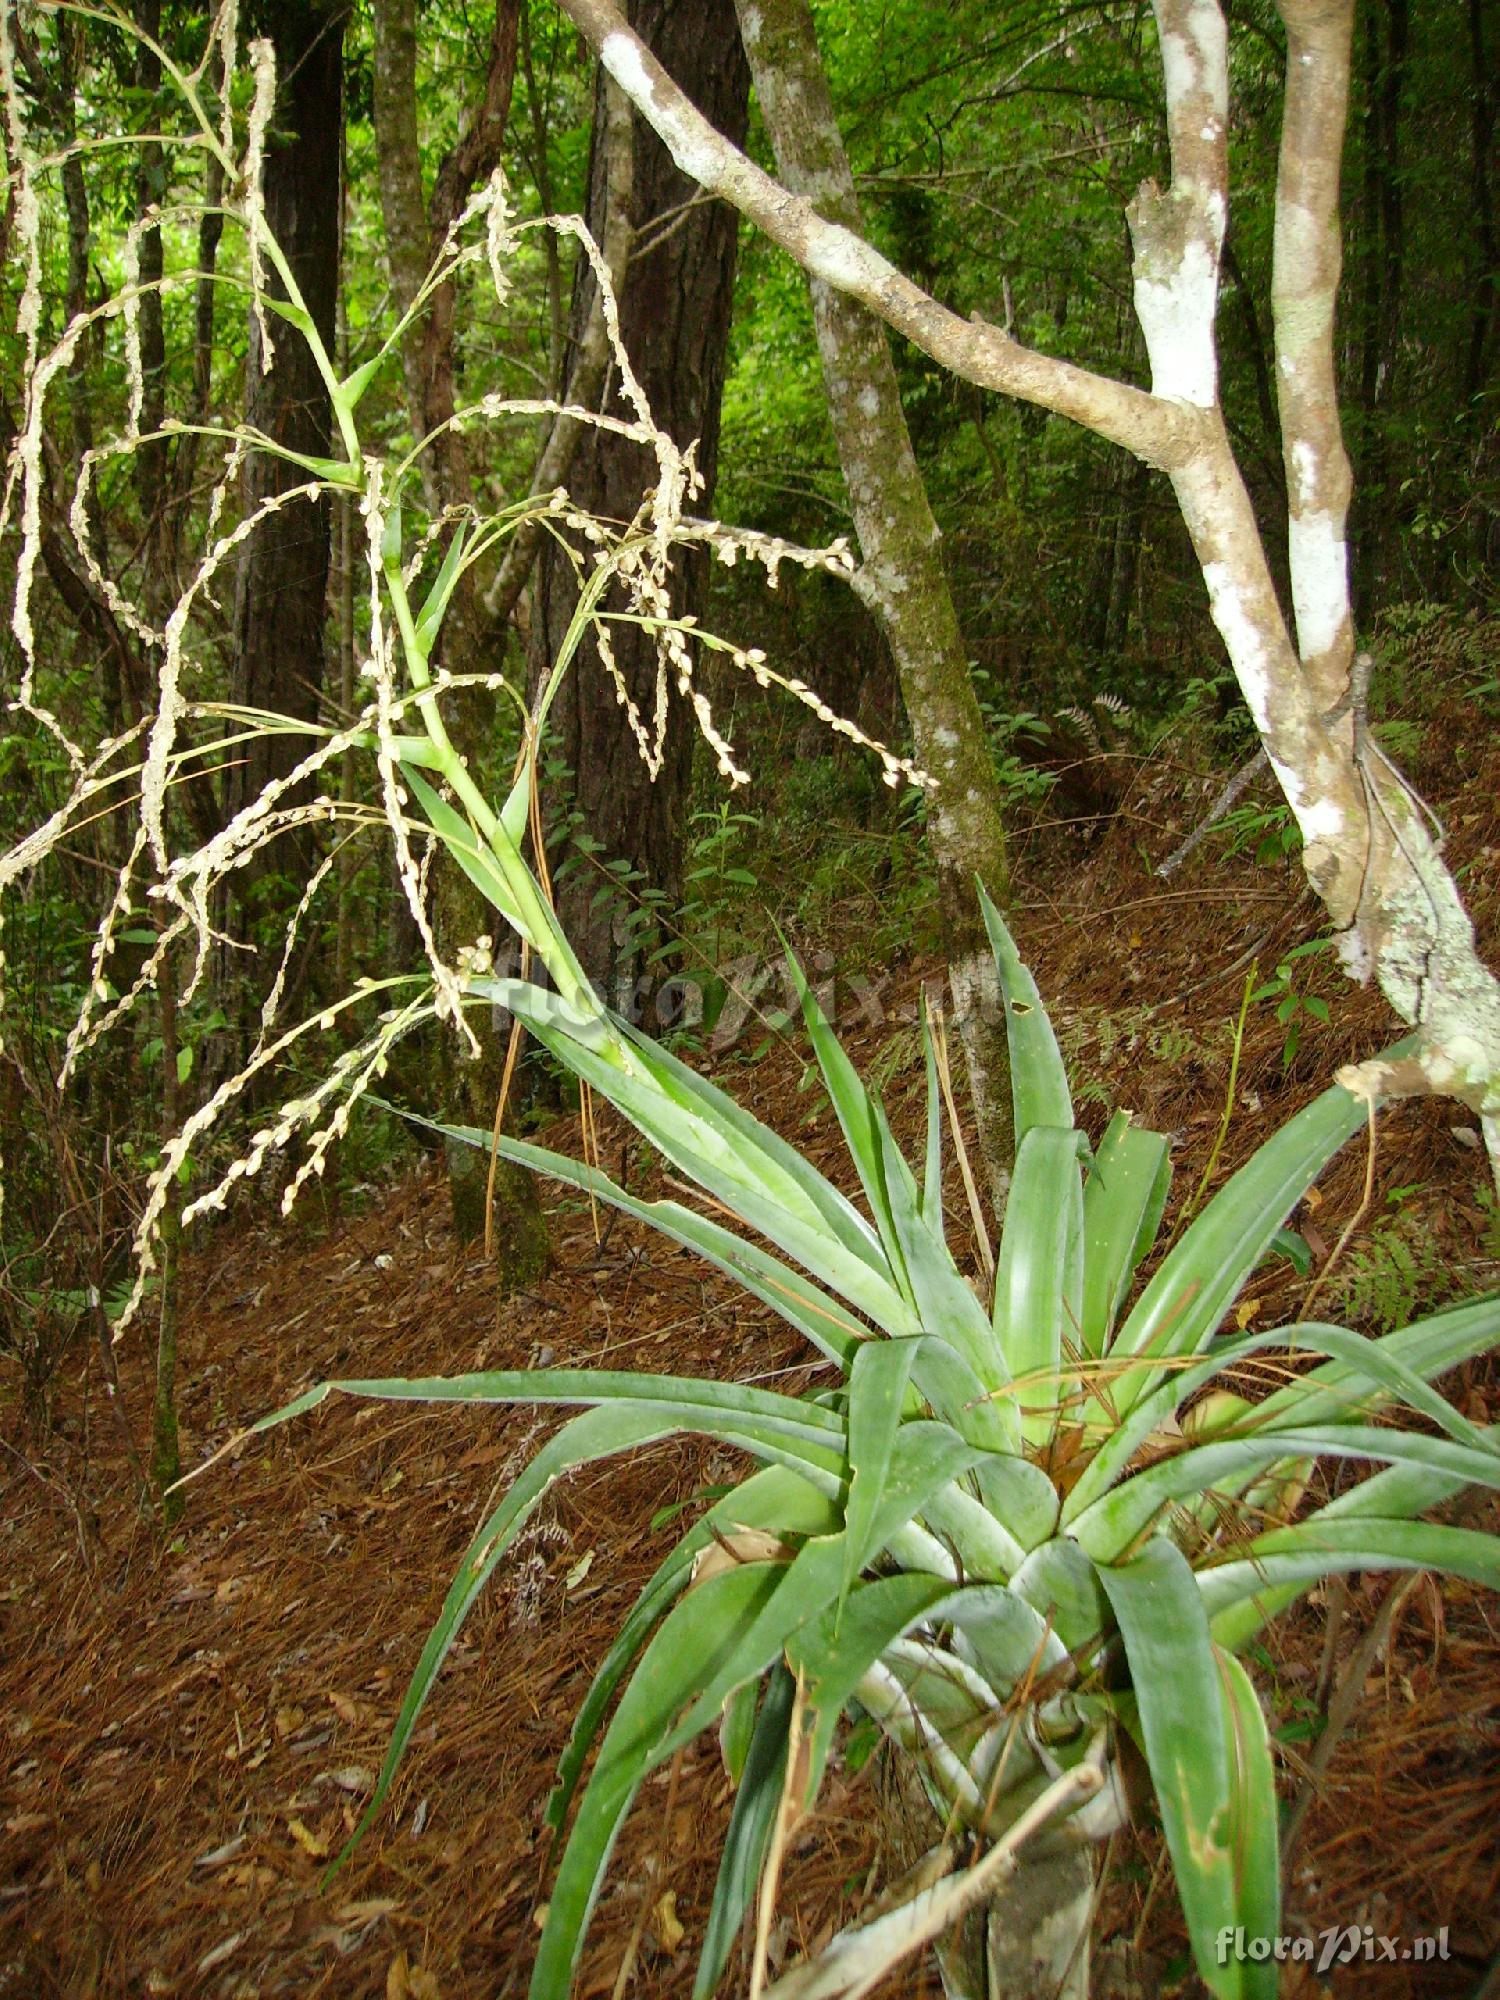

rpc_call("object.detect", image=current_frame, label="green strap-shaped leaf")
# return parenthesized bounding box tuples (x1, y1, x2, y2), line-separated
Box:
(878, 1118, 1021, 1438)
(412, 520, 469, 656)
(547, 1463, 839, 1836)
(842, 1340, 923, 1607)
(920, 1480, 1034, 1582)
(402, 765, 523, 931)
(323, 1386, 850, 1878)
(921, 1003, 944, 1233)
(979, 884, 1074, 1140)
(1065, 1310, 1500, 1528)
(1074, 1424, 1500, 1563)
(1106, 1073, 1372, 1414)
(1214, 1648, 1280, 1983)
(332, 1401, 686, 1874)
(549, 1544, 696, 1837)
(694, 1664, 798, 2000)
(508, 1000, 916, 1337)
(781, 943, 920, 1306)
(498, 754, 531, 846)
(907, 1339, 1053, 1550)
(617, 1012, 896, 1282)
(313, 1364, 848, 1454)
(1010, 1534, 1112, 1652)
(1098, 1539, 1275, 2000)
(1081, 1111, 1172, 1354)
(665, 1421, 987, 1755)
(1240, 1295, 1500, 1436)
(790, 1571, 966, 1799)
(425, 1110, 867, 1371)
(944, 1581, 1072, 1695)
(533, 1565, 781, 1999)
(1204, 1516, 1500, 1649)
(991, 1124, 1086, 1443)
(718, 1679, 760, 1788)
(871, 1634, 1007, 1751)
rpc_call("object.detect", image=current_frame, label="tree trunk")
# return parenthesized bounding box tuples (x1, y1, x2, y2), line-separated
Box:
(529, 0, 750, 1010)
(556, 0, 1500, 1166)
(151, 942, 183, 1525)
(733, 0, 1017, 1206)
(1351, 0, 1408, 619)
(229, 0, 345, 856)
(369, 0, 547, 1264)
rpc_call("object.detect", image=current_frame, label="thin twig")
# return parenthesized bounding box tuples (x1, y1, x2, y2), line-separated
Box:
(749, 1669, 809, 2000)
(1281, 1572, 1424, 1870)
(1299, 1094, 1378, 1323)
(930, 1006, 994, 1286)
(609, 1743, 685, 2000)
(1157, 750, 1269, 878)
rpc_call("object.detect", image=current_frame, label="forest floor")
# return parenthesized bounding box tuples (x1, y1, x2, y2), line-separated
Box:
(4, 709, 1500, 2000)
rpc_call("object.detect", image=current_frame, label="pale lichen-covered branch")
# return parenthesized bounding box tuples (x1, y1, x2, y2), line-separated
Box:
(551, 0, 1500, 1148)
(554, 0, 1184, 467)
(1274, 0, 1358, 715)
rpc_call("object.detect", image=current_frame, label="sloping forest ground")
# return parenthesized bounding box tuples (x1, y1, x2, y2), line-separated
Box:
(4, 696, 1500, 2000)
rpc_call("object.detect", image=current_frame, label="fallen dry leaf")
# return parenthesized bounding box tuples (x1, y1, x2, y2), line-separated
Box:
(274, 1704, 306, 1740)
(286, 1816, 329, 1859)
(652, 1889, 685, 1954)
(337, 1897, 400, 1924)
(193, 1835, 247, 1870)
(690, 1527, 793, 1589)
(327, 1764, 375, 1793)
(196, 1932, 244, 1975)
(327, 1690, 360, 1725)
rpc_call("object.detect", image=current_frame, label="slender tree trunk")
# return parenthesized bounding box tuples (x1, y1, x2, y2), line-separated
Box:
(487, 77, 635, 630)
(229, 0, 345, 853)
(14, 18, 129, 725)
(152, 945, 183, 1525)
(1351, 0, 1408, 618)
(529, 0, 750, 1010)
(558, 0, 1500, 1163)
(734, 0, 1017, 1204)
(1464, 0, 1497, 410)
(132, 0, 168, 616)
(369, 0, 546, 1268)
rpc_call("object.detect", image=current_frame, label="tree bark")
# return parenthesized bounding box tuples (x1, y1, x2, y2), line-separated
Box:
(485, 77, 635, 631)
(229, 0, 346, 851)
(1351, 0, 1408, 618)
(734, 0, 1017, 1206)
(132, 0, 169, 620)
(529, 0, 750, 1008)
(372, 0, 519, 679)
(554, 0, 1500, 1161)
(369, 0, 547, 1265)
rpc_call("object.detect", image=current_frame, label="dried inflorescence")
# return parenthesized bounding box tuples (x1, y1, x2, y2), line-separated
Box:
(0, 0, 928, 1338)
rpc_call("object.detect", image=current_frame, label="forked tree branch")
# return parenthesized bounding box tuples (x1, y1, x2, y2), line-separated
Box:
(554, 0, 1185, 466)
(549, 0, 1500, 1150)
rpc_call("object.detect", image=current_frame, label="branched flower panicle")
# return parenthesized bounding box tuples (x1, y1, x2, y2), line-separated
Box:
(242, 36, 276, 372)
(209, 0, 240, 161)
(0, 3, 931, 1337)
(359, 457, 473, 1050)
